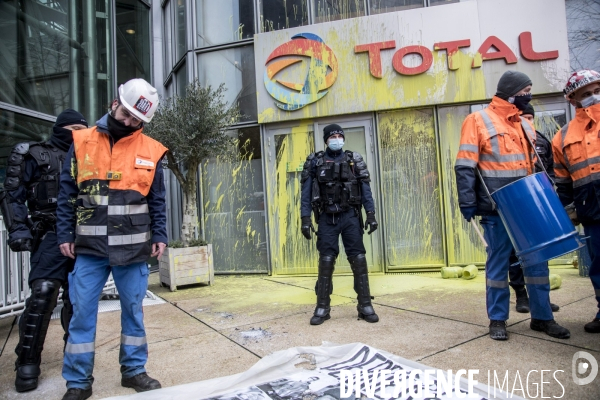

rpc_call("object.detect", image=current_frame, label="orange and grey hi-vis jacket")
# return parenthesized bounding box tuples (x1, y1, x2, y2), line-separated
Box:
(552, 103, 600, 224)
(57, 114, 168, 266)
(455, 96, 537, 215)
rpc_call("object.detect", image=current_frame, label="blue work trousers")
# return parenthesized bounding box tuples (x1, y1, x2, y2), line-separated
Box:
(583, 224, 600, 318)
(481, 215, 553, 321)
(62, 255, 149, 389)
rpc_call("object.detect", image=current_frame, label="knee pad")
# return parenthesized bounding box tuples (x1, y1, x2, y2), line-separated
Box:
(348, 253, 368, 274)
(318, 254, 336, 275)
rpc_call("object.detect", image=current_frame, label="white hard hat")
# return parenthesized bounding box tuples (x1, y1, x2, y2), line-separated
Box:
(118, 79, 159, 123)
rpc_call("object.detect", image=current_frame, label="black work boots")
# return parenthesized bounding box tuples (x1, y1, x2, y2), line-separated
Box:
(530, 319, 570, 339)
(121, 372, 162, 392)
(584, 318, 600, 333)
(62, 387, 92, 400)
(489, 320, 508, 340)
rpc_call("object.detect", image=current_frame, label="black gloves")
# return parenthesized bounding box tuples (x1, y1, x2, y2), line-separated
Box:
(301, 216, 314, 240)
(460, 206, 477, 222)
(365, 211, 378, 234)
(9, 238, 33, 252)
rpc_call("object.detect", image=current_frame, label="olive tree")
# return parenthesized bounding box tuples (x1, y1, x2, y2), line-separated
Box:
(145, 80, 240, 245)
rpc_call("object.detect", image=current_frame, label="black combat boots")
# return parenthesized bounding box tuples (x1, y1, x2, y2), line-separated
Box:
(514, 286, 530, 313)
(514, 285, 559, 313)
(14, 279, 61, 392)
(349, 254, 379, 323)
(310, 255, 335, 325)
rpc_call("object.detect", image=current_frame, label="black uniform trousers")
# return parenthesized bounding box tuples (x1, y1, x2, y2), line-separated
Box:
(29, 231, 74, 284)
(316, 208, 366, 257)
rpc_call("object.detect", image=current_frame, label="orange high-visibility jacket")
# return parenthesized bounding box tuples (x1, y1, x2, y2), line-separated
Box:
(455, 97, 537, 214)
(69, 125, 167, 266)
(552, 103, 600, 224)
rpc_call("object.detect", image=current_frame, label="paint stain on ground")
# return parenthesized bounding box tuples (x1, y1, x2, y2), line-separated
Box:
(239, 327, 270, 340)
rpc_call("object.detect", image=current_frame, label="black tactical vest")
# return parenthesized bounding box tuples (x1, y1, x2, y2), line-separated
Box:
(27, 142, 65, 214)
(312, 151, 362, 214)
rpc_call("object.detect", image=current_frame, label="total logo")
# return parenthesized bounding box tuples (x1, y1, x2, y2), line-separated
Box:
(264, 33, 338, 111)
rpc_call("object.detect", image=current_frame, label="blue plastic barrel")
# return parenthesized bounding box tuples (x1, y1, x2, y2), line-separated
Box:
(491, 172, 582, 267)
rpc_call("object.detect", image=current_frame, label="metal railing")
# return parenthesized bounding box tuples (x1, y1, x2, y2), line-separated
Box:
(0, 217, 31, 319)
(1, 217, 118, 319)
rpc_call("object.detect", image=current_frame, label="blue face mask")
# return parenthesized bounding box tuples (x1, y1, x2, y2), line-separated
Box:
(328, 138, 344, 151)
(580, 94, 600, 108)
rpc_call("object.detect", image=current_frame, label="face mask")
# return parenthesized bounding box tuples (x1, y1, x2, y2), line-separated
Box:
(580, 94, 600, 108)
(50, 126, 74, 151)
(510, 93, 533, 111)
(107, 112, 139, 142)
(328, 138, 344, 151)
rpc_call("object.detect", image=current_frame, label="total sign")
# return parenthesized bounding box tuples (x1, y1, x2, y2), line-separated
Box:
(255, 0, 570, 123)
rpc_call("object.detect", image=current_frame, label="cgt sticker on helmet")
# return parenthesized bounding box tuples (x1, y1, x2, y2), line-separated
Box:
(133, 96, 153, 115)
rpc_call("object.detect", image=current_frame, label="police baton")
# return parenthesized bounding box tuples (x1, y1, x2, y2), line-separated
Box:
(470, 219, 488, 248)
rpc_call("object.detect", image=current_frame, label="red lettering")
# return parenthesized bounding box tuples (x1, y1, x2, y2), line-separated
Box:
(354, 41, 396, 78)
(519, 32, 559, 61)
(392, 46, 433, 76)
(472, 36, 517, 68)
(434, 39, 471, 70)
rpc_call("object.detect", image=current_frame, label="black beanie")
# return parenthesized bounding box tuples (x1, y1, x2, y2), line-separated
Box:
(521, 103, 535, 117)
(496, 71, 532, 100)
(54, 109, 88, 128)
(323, 124, 344, 142)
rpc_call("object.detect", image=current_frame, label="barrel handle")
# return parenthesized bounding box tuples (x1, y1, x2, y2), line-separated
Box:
(471, 219, 488, 248)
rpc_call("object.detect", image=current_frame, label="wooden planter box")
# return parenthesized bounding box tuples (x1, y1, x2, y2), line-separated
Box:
(159, 245, 214, 292)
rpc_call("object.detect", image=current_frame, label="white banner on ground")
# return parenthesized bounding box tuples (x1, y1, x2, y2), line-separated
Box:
(104, 342, 522, 400)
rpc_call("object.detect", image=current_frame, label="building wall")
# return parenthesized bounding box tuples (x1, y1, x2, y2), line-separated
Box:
(157, 0, 586, 275)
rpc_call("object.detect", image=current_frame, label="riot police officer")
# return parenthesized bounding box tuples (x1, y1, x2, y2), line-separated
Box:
(300, 124, 379, 325)
(0, 109, 88, 392)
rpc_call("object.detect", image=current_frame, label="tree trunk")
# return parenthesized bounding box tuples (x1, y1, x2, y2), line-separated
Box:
(180, 177, 198, 245)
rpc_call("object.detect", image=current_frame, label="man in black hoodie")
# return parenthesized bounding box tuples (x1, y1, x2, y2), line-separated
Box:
(300, 124, 379, 325)
(0, 109, 87, 392)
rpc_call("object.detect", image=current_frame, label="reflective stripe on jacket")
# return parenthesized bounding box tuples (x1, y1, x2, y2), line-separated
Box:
(68, 123, 167, 266)
(552, 104, 600, 224)
(455, 96, 537, 214)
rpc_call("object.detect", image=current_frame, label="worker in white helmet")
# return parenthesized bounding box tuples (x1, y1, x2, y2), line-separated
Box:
(56, 79, 168, 400)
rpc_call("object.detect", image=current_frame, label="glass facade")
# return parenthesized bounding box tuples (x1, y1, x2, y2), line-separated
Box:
(370, 0, 423, 14)
(378, 109, 445, 268)
(0, 0, 152, 190)
(115, 0, 151, 85)
(313, 0, 366, 24)
(202, 127, 268, 272)
(197, 46, 257, 121)
(260, 0, 308, 32)
(175, 0, 187, 61)
(196, 0, 255, 47)
(0, 0, 113, 122)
